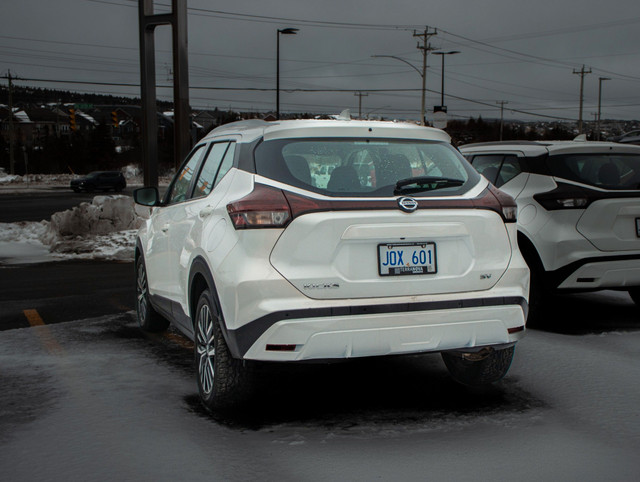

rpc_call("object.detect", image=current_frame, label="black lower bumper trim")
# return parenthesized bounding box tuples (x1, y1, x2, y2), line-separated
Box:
(548, 254, 640, 289)
(227, 296, 528, 358)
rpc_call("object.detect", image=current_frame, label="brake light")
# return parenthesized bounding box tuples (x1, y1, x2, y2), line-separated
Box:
(473, 185, 518, 222)
(533, 183, 590, 211)
(227, 184, 291, 229)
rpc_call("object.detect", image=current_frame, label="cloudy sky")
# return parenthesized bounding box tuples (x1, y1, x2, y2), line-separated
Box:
(2, 0, 640, 123)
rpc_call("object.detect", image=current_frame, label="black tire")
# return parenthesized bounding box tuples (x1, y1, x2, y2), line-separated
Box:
(135, 255, 169, 332)
(442, 346, 515, 386)
(628, 287, 640, 307)
(520, 246, 547, 327)
(194, 289, 252, 411)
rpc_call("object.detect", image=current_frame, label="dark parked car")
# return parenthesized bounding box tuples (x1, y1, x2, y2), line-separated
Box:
(70, 171, 126, 192)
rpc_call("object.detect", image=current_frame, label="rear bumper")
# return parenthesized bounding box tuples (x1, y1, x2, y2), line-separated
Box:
(233, 298, 527, 361)
(555, 256, 640, 289)
(214, 225, 529, 361)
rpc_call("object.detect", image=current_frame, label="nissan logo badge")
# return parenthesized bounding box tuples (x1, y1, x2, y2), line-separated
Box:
(397, 197, 418, 213)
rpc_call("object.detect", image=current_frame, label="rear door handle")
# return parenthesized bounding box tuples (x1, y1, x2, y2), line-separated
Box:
(199, 206, 215, 219)
(161, 224, 170, 233)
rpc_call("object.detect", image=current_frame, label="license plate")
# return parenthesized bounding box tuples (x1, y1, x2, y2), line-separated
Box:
(378, 242, 437, 276)
(637, 218, 640, 238)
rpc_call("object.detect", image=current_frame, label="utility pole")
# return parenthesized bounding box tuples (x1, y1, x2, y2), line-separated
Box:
(573, 65, 592, 134)
(7, 70, 15, 175)
(354, 91, 368, 118)
(413, 27, 437, 126)
(139, 0, 190, 188)
(597, 77, 610, 141)
(497, 100, 509, 141)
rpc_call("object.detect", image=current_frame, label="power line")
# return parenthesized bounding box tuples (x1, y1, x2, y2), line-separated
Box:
(2, 75, 579, 121)
(84, 0, 423, 31)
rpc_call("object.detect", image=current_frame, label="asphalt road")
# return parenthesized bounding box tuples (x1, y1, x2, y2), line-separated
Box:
(0, 260, 134, 331)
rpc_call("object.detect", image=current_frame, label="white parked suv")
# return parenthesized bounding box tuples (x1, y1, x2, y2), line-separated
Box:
(134, 119, 529, 410)
(460, 139, 640, 320)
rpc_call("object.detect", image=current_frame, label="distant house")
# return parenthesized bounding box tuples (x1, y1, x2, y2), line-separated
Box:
(193, 110, 217, 132)
(0, 105, 33, 146)
(24, 106, 68, 142)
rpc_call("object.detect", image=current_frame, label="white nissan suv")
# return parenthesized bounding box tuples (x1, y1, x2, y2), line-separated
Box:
(134, 119, 529, 410)
(460, 139, 640, 321)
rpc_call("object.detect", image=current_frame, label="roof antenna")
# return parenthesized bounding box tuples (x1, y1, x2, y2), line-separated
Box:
(573, 134, 587, 142)
(337, 109, 351, 121)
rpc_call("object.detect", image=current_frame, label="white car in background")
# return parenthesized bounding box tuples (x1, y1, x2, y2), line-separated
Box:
(460, 139, 640, 321)
(134, 119, 529, 410)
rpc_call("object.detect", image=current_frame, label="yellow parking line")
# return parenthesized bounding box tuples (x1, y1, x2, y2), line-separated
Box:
(23, 309, 64, 355)
(23, 309, 45, 327)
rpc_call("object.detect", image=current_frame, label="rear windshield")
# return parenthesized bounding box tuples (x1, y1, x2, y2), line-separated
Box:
(548, 154, 640, 190)
(254, 138, 477, 197)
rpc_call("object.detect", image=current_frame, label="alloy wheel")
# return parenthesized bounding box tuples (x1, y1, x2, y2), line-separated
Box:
(196, 304, 216, 396)
(136, 262, 148, 324)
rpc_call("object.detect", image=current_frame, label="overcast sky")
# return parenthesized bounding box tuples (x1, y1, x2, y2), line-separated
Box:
(2, 0, 640, 123)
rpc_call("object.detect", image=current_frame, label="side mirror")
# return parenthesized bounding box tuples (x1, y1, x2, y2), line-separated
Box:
(133, 187, 160, 207)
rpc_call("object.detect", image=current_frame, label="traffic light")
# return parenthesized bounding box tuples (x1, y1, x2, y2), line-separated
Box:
(111, 110, 118, 128)
(69, 108, 77, 132)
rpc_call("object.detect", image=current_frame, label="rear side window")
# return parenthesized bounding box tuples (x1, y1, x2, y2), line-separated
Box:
(255, 138, 477, 197)
(193, 142, 230, 199)
(471, 154, 522, 188)
(548, 154, 640, 190)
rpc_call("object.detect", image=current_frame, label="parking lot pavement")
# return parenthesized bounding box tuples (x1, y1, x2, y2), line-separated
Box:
(1, 293, 639, 481)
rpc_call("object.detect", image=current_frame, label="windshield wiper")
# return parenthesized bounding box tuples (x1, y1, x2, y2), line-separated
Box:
(394, 176, 465, 195)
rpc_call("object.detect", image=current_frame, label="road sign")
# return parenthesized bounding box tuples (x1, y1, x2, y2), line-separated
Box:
(432, 110, 447, 129)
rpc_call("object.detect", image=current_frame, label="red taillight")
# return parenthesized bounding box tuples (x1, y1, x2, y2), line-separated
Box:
(227, 184, 292, 229)
(533, 183, 591, 211)
(474, 185, 518, 223)
(489, 185, 518, 222)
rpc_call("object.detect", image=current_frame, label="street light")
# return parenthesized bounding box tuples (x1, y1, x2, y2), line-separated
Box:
(372, 54, 425, 125)
(277, 27, 299, 120)
(432, 50, 460, 108)
(597, 77, 611, 141)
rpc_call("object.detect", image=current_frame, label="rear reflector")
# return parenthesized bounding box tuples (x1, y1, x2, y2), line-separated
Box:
(508, 326, 525, 334)
(266, 344, 297, 352)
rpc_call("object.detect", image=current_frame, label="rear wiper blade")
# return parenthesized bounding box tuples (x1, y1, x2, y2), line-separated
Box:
(394, 176, 464, 195)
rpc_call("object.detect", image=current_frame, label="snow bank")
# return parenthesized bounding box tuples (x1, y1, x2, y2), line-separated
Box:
(49, 195, 142, 236)
(0, 195, 148, 263)
(122, 164, 140, 179)
(0, 167, 78, 185)
(0, 167, 21, 184)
